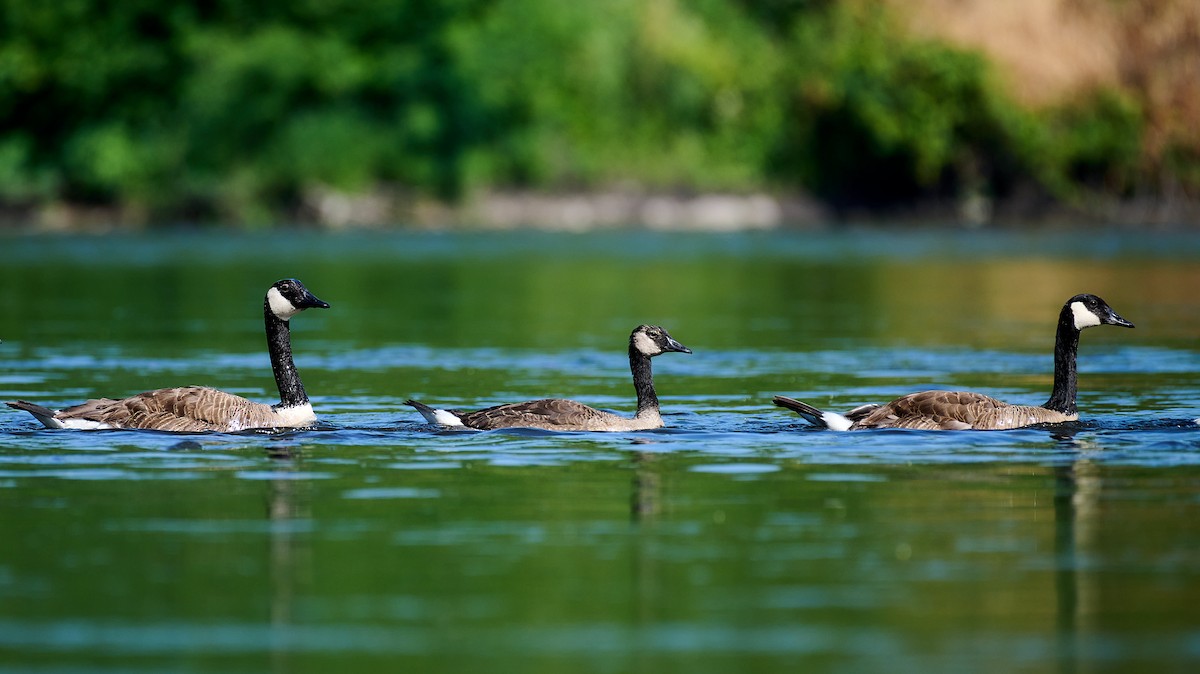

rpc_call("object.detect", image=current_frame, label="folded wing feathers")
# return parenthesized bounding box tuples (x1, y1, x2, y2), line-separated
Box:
(56, 386, 284, 432)
(854, 390, 1074, 430)
(461, 398, 660, 431)
(843, 403, 882, 422)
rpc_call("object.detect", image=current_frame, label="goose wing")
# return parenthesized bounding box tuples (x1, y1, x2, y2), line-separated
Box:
(460, 398, 617, 431)
(57, 386, 280, 432)
(844, 403, 883, 422)
(854, 391, 1014, 430)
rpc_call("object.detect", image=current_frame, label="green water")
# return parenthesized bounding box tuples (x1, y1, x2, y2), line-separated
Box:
(2, 229, 1200, 673)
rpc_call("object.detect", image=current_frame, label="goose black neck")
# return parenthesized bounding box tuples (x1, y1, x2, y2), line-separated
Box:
(1043, 307, 1081, 414)
(629, 345, 658, 415)
(265, 303, 309, 409)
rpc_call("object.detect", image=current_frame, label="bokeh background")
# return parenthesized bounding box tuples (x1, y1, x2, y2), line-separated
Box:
(1, 0, 1197, 229)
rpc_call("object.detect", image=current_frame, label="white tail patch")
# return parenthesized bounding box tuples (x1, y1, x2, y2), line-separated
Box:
(271, 402, 317, 428)
(58, 418, 111, 430)
(431, 409, 465, 427)
(267, 287, 300, 321)
(1071, 301, 1102, 330)
(822, 412, 854, 432)
(410, 404, 465, 427)
(434, 410, 465, 424)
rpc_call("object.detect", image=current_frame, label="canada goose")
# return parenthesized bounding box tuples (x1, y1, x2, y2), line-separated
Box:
(406, 324, 691, 431)
(773, 293, 1134, 431)
(6, 279, 329, 432)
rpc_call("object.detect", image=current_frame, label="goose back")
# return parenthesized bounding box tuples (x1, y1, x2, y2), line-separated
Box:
(851, 391, 1076, 430)
(458, 398, 663, 431)
(43, 386, 314, 432)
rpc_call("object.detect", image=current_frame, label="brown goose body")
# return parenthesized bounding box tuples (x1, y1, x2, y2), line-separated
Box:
(6, 279, 329, 432)
(412, 397, 665, 432)
(406, 324, 690, 432)
(9, 386, 317, 433)
(774, 391, 1076, 431)
(773, 294, 1134, 431)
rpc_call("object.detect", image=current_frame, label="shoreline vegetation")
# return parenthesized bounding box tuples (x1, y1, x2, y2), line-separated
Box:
(15, 187, 1200, 234)
(1, 0, 1198, 231)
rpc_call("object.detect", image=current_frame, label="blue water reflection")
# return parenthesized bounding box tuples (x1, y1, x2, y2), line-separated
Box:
(2, 230, 1200, 673)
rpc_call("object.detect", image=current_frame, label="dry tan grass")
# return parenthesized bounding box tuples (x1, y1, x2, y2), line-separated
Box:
(1118, 0, 1200, 170)
(887, 0, 1121, 105)
(890, 0, 1200, 186)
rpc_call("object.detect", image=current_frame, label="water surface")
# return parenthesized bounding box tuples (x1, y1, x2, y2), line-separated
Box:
(2, 229, 1200, 673)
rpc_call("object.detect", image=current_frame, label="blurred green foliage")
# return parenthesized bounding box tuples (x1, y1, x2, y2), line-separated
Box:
(0, 0, 1160, 224)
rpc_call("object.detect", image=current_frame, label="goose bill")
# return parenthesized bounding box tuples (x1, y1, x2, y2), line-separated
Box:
(299, 291, 330, 310)
(1105, 308, 1134, 328)
(666, 336, 692, 354)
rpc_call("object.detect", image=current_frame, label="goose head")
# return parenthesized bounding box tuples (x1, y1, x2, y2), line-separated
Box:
(1066, 293, 1134, 331)
(630, 324, 692, 357)
(266, 279, 330, 321)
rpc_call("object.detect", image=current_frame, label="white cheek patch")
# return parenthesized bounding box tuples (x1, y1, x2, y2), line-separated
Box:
(267, 287, 300, 321)
(633, 332, 660, 356)
(1071, 302, 1102, 330)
